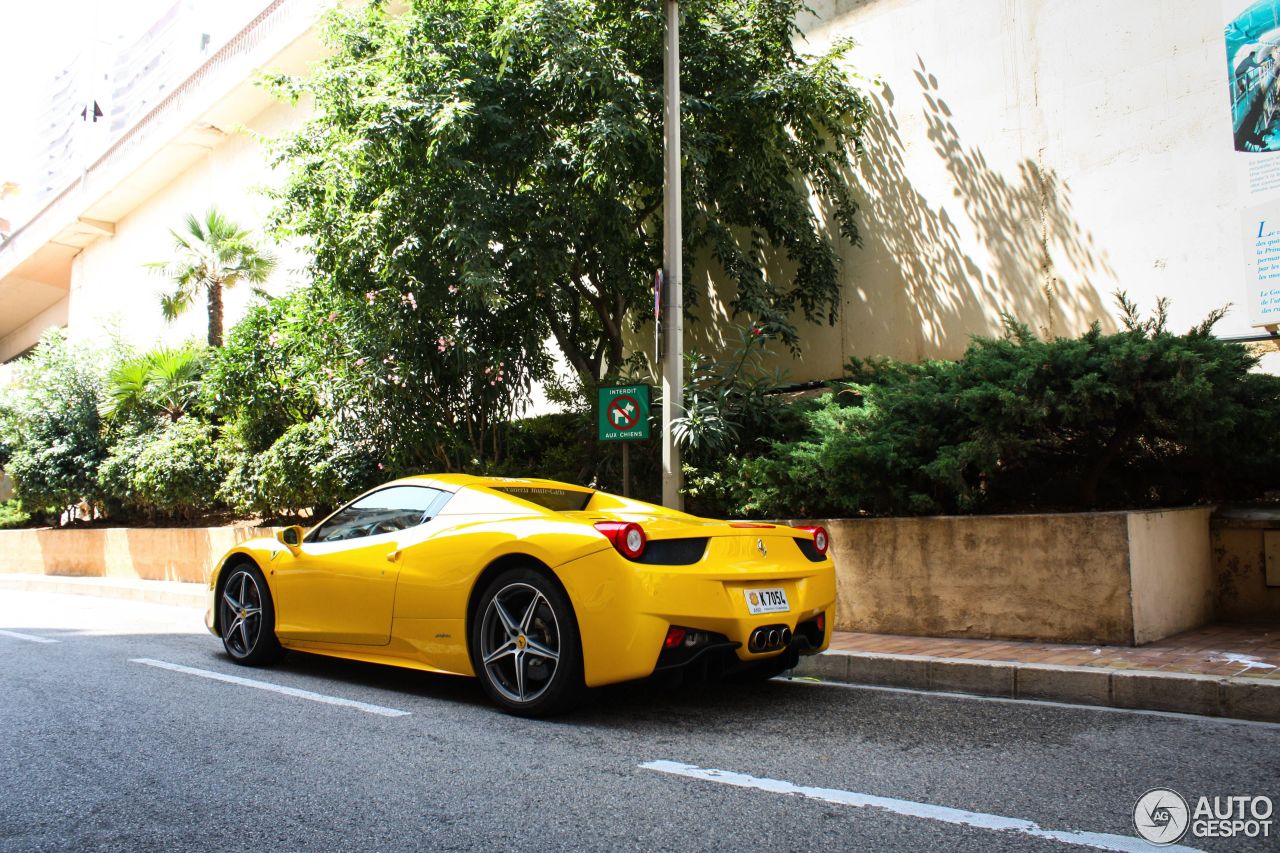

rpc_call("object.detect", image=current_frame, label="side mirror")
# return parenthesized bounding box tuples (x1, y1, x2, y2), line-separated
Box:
(276, 525, 304, 556)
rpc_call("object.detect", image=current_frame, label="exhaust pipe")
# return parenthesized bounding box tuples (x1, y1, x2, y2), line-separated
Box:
(749, 624, 793, 653)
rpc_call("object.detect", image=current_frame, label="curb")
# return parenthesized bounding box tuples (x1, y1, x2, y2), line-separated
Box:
(793, 650, 1280, 724)
(0, 574, 207, 610)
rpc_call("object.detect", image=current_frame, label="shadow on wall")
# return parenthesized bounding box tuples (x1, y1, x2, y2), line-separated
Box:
(845, 57, 1117, 362)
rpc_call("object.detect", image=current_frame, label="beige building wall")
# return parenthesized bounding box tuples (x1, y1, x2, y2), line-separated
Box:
(682, 0, 1275, 382)
(66, 99, 310, 351)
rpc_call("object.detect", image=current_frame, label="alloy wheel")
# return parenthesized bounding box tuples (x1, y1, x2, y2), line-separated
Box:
(478, 582, 562, 705)
(220, 569, 264, 658)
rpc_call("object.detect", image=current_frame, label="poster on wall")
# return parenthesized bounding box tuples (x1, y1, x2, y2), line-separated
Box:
(1226, 0, 1280, 326)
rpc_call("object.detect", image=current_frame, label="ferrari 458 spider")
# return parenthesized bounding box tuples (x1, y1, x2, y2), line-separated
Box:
(206, 475, 835, 715)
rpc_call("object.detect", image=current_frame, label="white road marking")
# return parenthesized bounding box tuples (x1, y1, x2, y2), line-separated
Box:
(640, 760, 1205, 853)
(0, 629, 59, 644)
(130, 658, 411, 717)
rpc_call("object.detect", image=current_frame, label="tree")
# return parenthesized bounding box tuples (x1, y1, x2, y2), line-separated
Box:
(150, 208, 278, 347)
(268, 0, 868, 389)
(0, 330, 108, 518)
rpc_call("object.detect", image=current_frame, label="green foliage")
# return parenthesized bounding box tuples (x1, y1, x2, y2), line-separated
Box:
(267, 0, 868, 389)
(149, 208, 277, 347)
(738, 298, 1280, 517)
(204, 278, 530, 477)
(0, 330, 108, 518)
(219, 419, 382, 517)
(101, 343, 208, 425)
(671, 323, 793, 460)
(203, 289, 338, 455)
(0, 499, 30, 529)
(487, 411, 599, 483)
(97, 420, 228, 520)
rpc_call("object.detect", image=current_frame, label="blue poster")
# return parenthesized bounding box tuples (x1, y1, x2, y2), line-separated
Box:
(1227, 0, 1280, 325)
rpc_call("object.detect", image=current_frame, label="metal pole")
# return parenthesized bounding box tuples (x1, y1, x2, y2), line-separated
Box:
(622, 442, 631, 498)
(661, 0, 684, 510)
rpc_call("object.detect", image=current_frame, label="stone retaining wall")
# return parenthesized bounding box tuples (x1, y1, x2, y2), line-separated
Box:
(0, 526, 280, 584)
(808, 507, 1215, 646)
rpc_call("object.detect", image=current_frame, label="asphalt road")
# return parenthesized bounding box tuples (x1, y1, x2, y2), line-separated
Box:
(1, 591, 1277, 853)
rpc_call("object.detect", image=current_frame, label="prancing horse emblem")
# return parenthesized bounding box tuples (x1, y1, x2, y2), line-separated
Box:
(756, 538, 767, 558)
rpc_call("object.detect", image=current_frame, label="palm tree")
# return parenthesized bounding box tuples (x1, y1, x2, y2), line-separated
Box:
(101, 345, 207, 423)
(150, 208, 277, 347)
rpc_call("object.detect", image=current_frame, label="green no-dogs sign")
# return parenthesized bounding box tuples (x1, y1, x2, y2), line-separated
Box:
(597, 384, 651, 442)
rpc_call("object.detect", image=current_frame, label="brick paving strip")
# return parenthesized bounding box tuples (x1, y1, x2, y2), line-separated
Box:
(795, 626, 1280, 723)
(3, 574, 1277, 723)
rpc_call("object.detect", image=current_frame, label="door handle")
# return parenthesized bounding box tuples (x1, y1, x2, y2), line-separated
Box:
(387, 550, 401, 562)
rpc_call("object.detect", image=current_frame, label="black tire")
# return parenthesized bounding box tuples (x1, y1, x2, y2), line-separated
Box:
(218, 562, 284, 666)
(470, 568, 584, 717)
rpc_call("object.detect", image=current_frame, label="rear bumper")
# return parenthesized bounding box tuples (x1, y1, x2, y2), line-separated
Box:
(555, 548, 836, 688)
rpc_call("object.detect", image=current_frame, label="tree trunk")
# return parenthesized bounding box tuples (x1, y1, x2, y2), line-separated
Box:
(207, 283, 224, 347)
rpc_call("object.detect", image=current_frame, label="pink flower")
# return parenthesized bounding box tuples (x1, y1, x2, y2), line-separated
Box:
(328, 311, 338, 322)
(365, 290, 378, 303)
(401, 292, 418, 310)
(267, 332, 281, 347)
(448, 285, 458, 295)
(355, 357, 367, 367)
(437, 337, 448, 353)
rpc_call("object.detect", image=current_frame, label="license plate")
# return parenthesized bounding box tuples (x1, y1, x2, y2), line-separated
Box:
(744, 587, 790, 614)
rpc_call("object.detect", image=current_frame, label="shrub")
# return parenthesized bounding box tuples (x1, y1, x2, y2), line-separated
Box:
(220, 419, 383, 517)
(738, 297, 1280, 517)
(490, 412, 590, 481)
(0, 330, 108, 519)
(97, 419, 229, 520)
(0, 499, 30, 529)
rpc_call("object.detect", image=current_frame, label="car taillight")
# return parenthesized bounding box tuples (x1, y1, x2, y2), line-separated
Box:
(797, 525, 829, 555)
(594, 521, 647, 559)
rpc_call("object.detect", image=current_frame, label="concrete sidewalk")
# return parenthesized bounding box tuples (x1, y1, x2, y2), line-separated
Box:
(0, 573, 207, 609)
(5, 572, 1278, 723)
(795, 626, 1280, 724)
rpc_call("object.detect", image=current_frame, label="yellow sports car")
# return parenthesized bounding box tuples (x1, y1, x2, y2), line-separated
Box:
(206, 474, 835, 715)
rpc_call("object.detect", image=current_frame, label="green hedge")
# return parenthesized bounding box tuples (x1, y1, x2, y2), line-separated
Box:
(725, 310, 1280, 518)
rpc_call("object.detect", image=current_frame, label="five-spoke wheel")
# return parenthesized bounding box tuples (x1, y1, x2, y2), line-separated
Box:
(471, 569, 582, 716)
(219, 563, 282, 665)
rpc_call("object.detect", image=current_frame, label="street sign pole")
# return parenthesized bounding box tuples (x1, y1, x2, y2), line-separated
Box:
(622, 443, 630, 498)
(661, 0, 684, 510)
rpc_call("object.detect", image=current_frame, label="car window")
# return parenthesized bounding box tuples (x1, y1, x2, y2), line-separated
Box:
(309, 486, 450, 543)
(491, 486, 593, 512)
